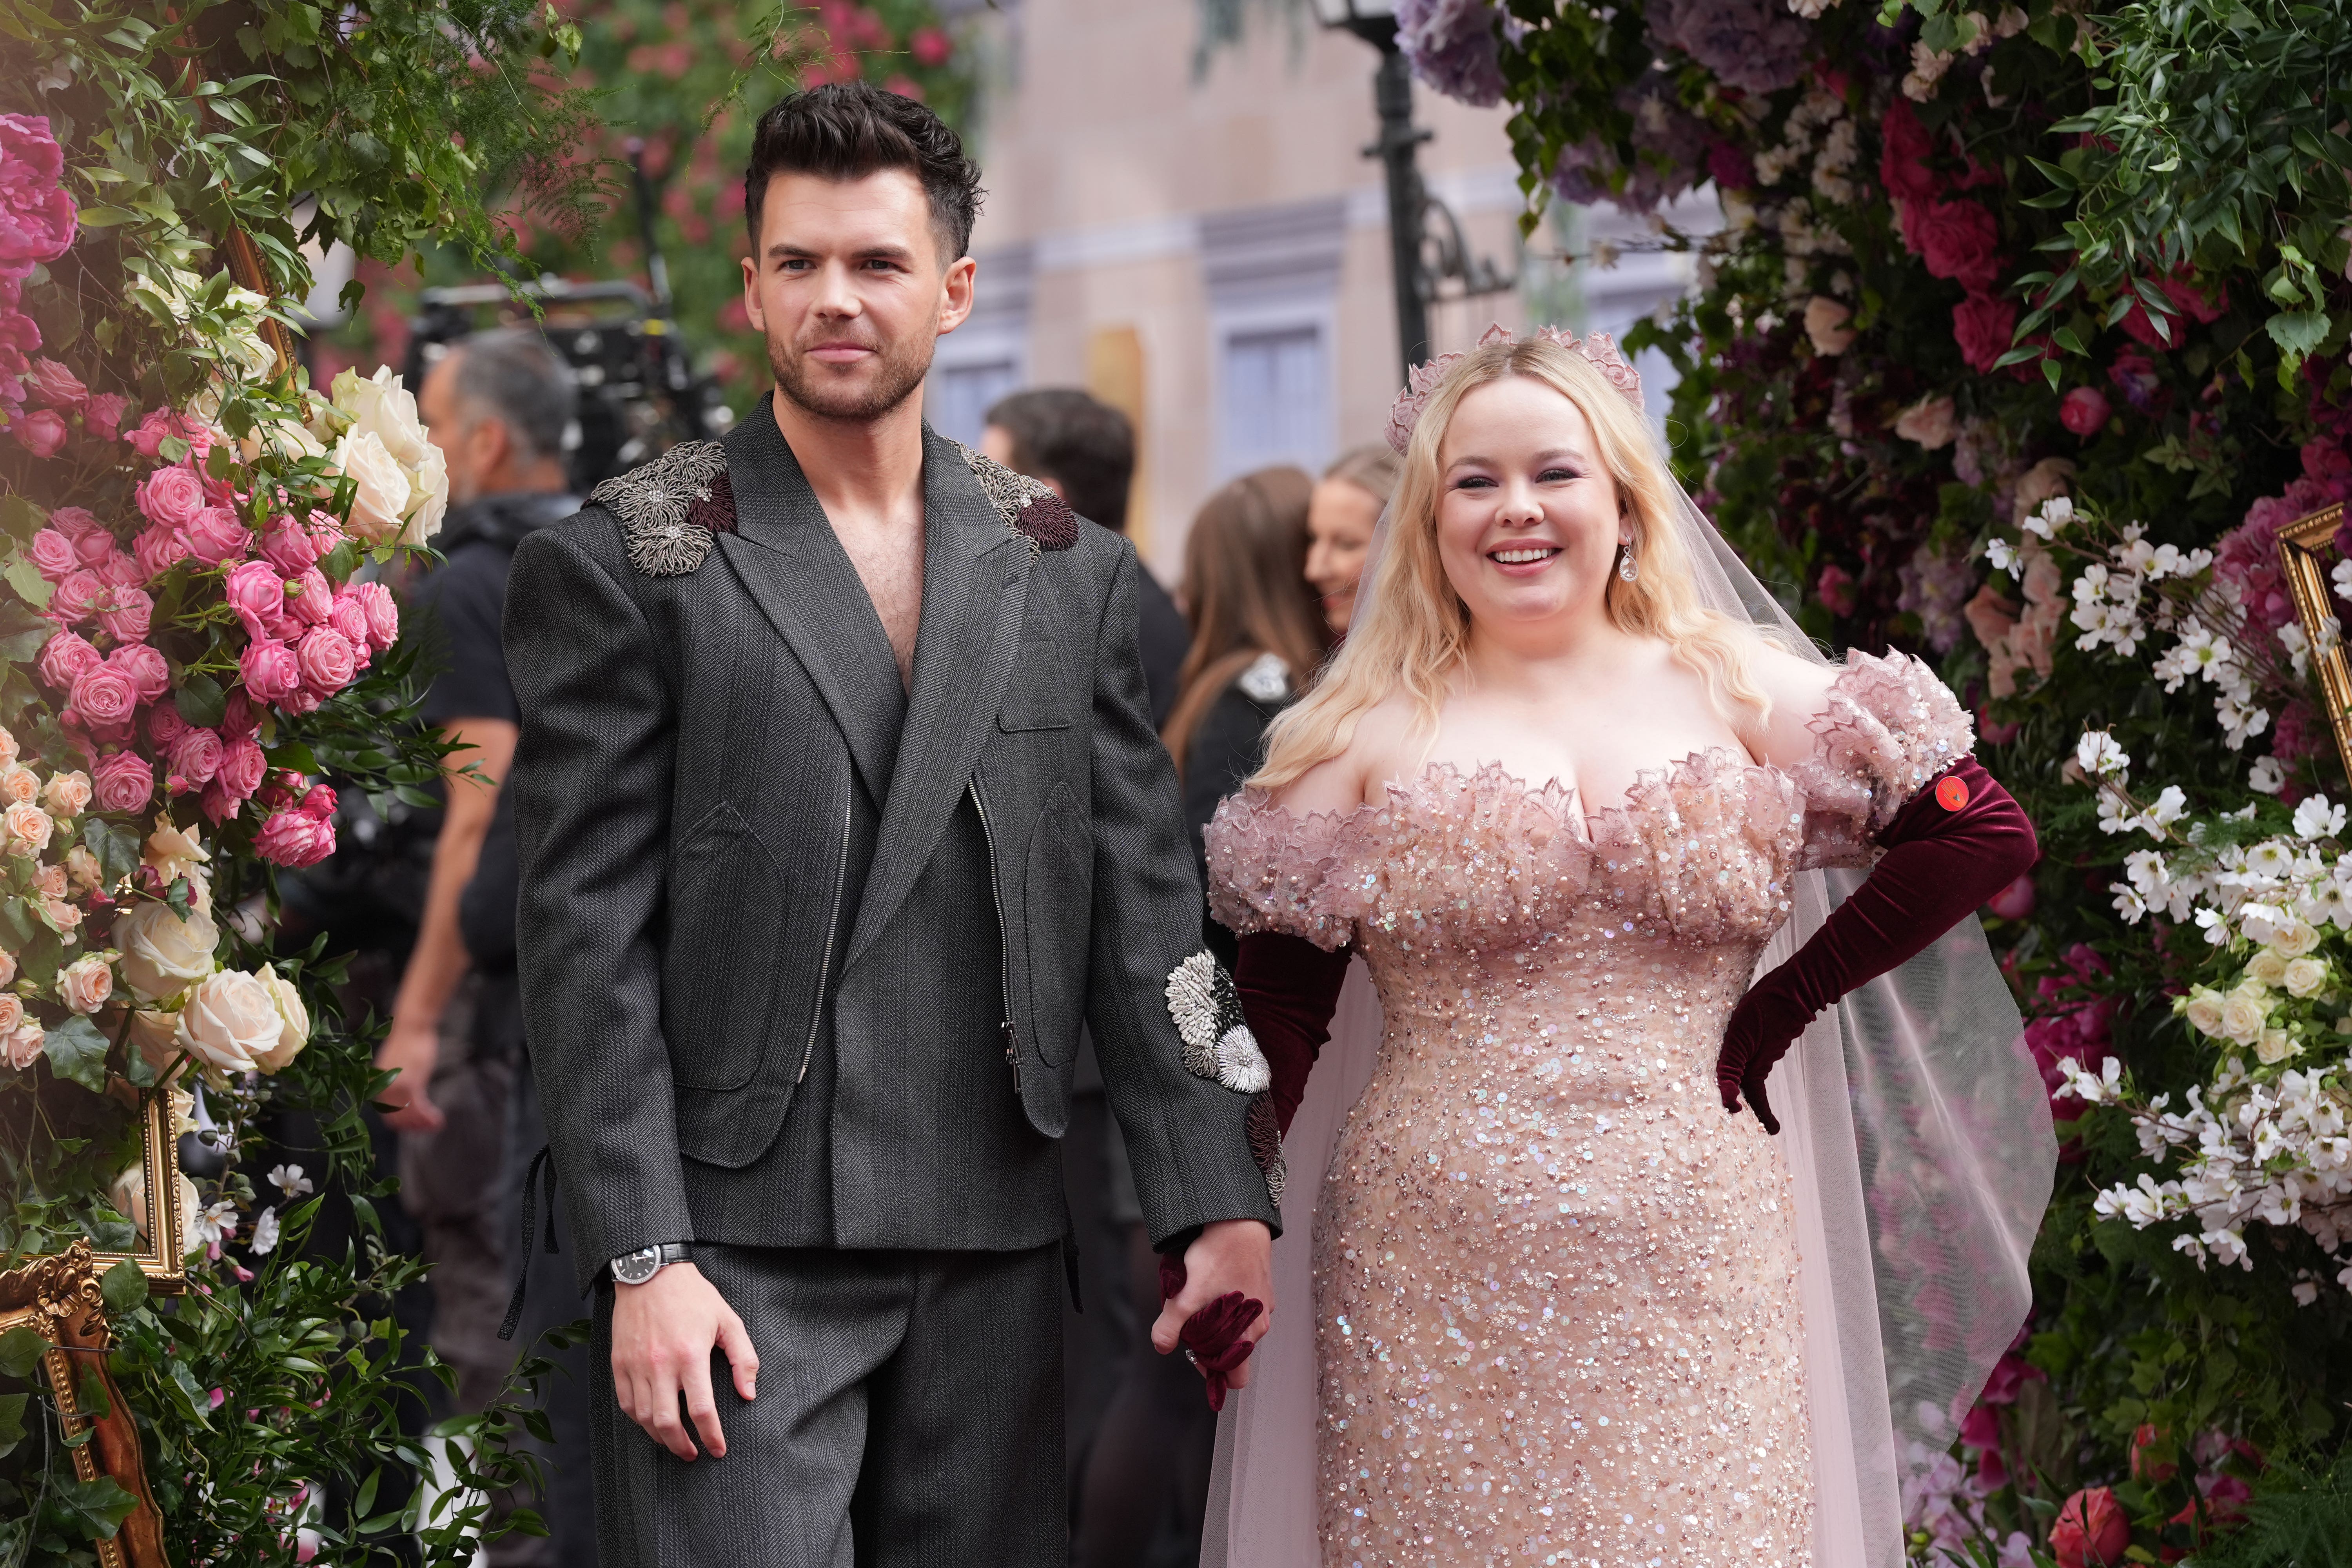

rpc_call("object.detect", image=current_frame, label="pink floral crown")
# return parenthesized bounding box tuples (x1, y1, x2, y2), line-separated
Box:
(1383, 323, 1644, 455)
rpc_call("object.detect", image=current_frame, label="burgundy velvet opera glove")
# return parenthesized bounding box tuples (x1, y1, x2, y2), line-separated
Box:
(1157, 1255, 1265, 1413)
(1234, 931, 1354, 1136)
(1717, 754, 2038, 1134)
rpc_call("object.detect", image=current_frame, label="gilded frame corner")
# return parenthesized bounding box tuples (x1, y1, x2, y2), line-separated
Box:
(2274, 503, 2352, 781)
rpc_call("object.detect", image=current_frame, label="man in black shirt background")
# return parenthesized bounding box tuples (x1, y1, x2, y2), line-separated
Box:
(375, 328, 594, 1567)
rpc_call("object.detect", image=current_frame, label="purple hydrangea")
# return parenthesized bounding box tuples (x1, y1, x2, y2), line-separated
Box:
(1397, 0, 1507, 108)
(1648, 0, 1812, 96)
(1549, 69, 1711, 216)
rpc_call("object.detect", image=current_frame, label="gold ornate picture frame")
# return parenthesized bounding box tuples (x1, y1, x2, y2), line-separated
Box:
(93, 1086, 190, 1291)
(0, 1241, 169, 1568)
(2275, 502, 2352, 780)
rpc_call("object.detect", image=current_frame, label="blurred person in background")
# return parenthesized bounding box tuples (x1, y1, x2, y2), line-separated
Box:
(373, 329, 580, 1465)
(982, 389, 1188, 724)
(1305, 443, 1400, 640)
(1070, 466, 1327, 1568)
(979, 385, 1191, 1518)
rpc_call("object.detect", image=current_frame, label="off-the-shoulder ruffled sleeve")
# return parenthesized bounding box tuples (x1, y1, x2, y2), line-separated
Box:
(1203, 790, 1374, 951)
(1790, 650, 1975, 871)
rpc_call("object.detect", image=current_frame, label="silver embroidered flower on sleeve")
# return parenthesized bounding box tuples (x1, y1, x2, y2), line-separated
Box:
(591, 440, 729, 577)
(1165, 950, 1271, 1094)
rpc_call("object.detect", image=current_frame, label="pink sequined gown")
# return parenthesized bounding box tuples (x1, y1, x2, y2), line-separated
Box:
(1204, 652, 1974, 1568)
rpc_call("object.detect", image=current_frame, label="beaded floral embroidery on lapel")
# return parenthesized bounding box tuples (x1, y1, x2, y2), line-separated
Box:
(1165, 951, 1270, 1094)
(592, 440, 733, 577)
(952, 440, 1080, 554)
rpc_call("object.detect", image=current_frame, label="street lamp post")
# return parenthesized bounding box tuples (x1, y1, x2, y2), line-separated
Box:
(1314, 0, 1516, 382)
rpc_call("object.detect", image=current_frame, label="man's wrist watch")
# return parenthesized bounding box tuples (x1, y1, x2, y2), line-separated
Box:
(610, 1242, 691, 1286)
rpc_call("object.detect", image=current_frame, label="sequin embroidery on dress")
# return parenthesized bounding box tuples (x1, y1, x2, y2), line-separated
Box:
(1203, 651, 1973, 1568)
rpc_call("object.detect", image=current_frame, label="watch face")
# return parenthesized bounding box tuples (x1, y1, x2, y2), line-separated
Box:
(613, 1249, 659, 1285)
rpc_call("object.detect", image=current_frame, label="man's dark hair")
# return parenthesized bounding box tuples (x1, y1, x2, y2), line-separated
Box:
(450, 328, 577, 463)
(985, 388, 1135, 532)
(744, 83, 985, 261)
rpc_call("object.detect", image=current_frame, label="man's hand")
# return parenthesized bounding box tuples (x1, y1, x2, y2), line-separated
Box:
(373, 1017, 445, 1134)
(611, 1263, 759, 1462)
(1150, 1218, 1274, 1392)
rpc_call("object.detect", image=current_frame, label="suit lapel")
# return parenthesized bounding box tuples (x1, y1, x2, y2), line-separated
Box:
(717, 399, 907, 808)
(845, 429, 1030, 968)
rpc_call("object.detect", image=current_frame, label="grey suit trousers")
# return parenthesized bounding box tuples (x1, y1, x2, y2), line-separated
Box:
(589, 1243, 1064, 1568)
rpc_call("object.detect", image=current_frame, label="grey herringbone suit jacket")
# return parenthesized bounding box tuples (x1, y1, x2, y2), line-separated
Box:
(503, 399, 1279, 1292)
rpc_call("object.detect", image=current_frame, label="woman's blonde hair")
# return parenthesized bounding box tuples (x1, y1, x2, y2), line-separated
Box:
(1253, 335, 1773, 789)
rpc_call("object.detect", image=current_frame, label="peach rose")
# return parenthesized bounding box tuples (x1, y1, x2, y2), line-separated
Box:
(145, 816, 209, 883)
(0, 948, 15, 986)
(128, 1008, 185, 1085)
(1804, 295, 1856, 356)
(5, 1019, 45, 1071)
(0, 764, 36, 804)
(57, 953, 113, 1014)
(4, 800, 53, 856)
(41, 769, 91, 819)
(0, 995, 20, 1035)
(176, 969, 278, 1074)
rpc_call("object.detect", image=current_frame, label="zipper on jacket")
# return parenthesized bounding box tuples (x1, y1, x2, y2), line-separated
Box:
(968, 777, 1020, 1094)
(797, 789, 854, 1084)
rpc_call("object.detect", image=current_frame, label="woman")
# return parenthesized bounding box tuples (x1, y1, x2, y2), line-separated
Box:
(1305, 444, 1399, 638)
(1200, 330, 2054, 1566)
(1163, 465, 1332, 894)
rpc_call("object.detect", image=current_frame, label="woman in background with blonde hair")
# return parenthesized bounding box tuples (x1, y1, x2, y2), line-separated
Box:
(1195, 329, 2053, 1566)
(1306, 444, 1400, 638)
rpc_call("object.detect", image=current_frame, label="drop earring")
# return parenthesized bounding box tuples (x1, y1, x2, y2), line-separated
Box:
(1617, 541, 1638, 583)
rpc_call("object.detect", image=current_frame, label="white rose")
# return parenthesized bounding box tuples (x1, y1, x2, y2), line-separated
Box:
(2219, 993, 2267, 1045)
(2271, 920, 2322, 957)
(238, 414, 326, 465)
(2256, 1027, 2300, 1065)
(114, 903, 220, 1004)
(129, 1009, 185, 1085)
(332, 429, 412, 547)
(337, 365, 431, 468)
(2182, 988, 2227, 1038)
(110, 1165, 200, 1247)
(2284, 956, 2331, 998)
(250, 967, 310, 1074)
(57, 953, 113, 1014)
(401, 441, 448, 546)
(144, 815, 209, 884)
(2247, 949, 2288, 987)
(176, 969, 279, 1074)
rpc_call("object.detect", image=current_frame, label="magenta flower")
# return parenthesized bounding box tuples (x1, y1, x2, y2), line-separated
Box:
(13, 406, 66, 457)
(240, 638, 303, 704)
(0, 115, 76, 272)
(90, 751, 155, 816)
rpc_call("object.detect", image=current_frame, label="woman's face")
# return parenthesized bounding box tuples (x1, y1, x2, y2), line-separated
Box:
(1305, 479, 1383, 635)
(1434, 375, 1624, 637)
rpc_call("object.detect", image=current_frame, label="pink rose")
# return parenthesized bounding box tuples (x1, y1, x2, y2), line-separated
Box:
(299, 782, 337, 819)
(350, 581, 399, 652)
(27, 526, 76, 579)
(36, 629, 100, 691)
(240, 637, 302, 703)
(287, 568, 332, 626)
(1815, 563, 1858, 616)
(49, 506, 101, 540)
(73, 528, 116, 568)
(85, 393, 127, 442)
(254, 807, 336, 868)
(133, 523, 190, 580)
(98, 587, 152, 646)
(2052, 1486, 2129, 1568)
(216, 735, 266, 801)
(27, 357, 85, 408)
(51, 568, 107, 624)
(126, 407, 210, 463)
(0, 115, 76, 269)
(223, 559, 288, 626)
(137, 465, 208, 532)
(2060, 386, 2111, 437)
(13, 407, 66, 457)
(1904, 200, 2004, 290)
(1953, 291, 2019, 375)
(147, 704, 188, 749)
(108, 642, 170, 702)
(91, 750, 156, 815)
(220, 691, 263, 738)
(183, 505, 249, 567)
(71, 663, 139, 728)
(261, 516, 318, 575)
(327, 593, 373, 661)
(1985, 872, 2036, 920)
(277, 685, 323, 717)
(296, 626, 358, 695)
(100, 551, 143, 590)
(166, 726, 225, 789)
(199, 780, 238, 824)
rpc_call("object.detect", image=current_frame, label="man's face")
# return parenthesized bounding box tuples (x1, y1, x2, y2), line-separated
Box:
(419, 351, 492, 506)
(742, 169, 975, 423)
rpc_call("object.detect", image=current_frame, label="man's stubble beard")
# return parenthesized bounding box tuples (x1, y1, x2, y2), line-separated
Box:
(769, 326, 936, 425)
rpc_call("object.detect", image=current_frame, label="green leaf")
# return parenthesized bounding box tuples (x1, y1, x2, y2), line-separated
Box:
(0, 494, 45, 544)
(100, 1259, 149, 1317)
(0, 1392, 25, 1459)
(2267, 309, 2332, 362)
(82, 819, 140, 887)
(44, 1015, 112, 1092)
(0, 1325, 44, 1380)
(56, 1474, 140, 1540)
(175, 673, 228, 729)
(0, 595, 49, 662)
(318, 539, 362, 583)
(4, 553, 53, 610)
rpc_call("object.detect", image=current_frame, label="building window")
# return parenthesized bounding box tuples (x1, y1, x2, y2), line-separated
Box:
(1220, 323, 1327, 477)
(926, 358, 1023, 448)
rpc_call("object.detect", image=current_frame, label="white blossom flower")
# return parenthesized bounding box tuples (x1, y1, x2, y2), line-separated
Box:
(2294, 795, 2347, 841)
(190, 1200, 238, 1251)
(250, 1206, 281, 1256)
(2250, 756, 2287, 795)
(268, 1163, 314, 1199)
(2076, 730, 2130, 777)
(1986, 538, 2020, 577)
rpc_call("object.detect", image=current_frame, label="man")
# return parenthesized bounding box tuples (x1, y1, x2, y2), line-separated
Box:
(377, 331, 581, 1432)
(980, 390, 1188, 726)
(501, 83, 1280, 1566)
